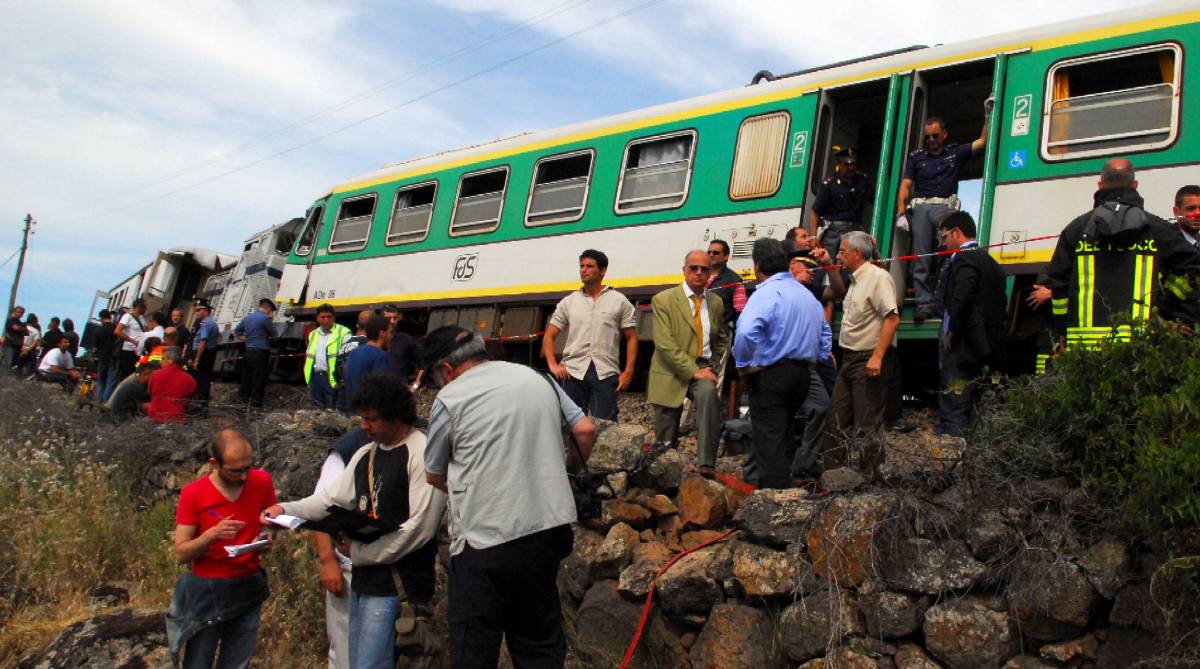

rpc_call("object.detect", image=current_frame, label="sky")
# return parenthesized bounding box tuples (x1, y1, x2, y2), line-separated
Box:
(0, 0, 1141, 328)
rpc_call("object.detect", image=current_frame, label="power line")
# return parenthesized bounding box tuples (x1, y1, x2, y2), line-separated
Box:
(58, 0, 663, 225)
(45, 0, 591, 221)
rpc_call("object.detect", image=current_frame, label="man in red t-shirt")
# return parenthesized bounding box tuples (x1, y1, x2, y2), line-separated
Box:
(168, 429, 276, 669)
(147, 347, 197, 423)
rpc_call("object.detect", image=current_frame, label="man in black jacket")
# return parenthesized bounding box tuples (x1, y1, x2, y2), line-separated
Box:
(934, 211, 1006, 437)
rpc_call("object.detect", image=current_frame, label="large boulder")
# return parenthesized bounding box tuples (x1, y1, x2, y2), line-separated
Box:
(1008, 552, 1099, 641)
(730, 542, 798, 599)
(592, 523, 641, 579)
(732, 487, 821, 548)
(617, 541, 672, 600)
(806, 493, 895, 587)
(657, 546, 724, 624)
(1095, 625, 1163, 669)
(923, 596, 1019, 669)
(1108, 582, 1162, 630)
(676, 476, 729, 529)
(882, 539, 986, 595)
(1038, 634, 1099, 663)
(880, 432, 965, 480)
(796, 648, 878, 669)
(1077, 538, 1130, 600)
(573, 580, 686, 669)
(588, 422, 649, 472)
(559, 528, 605, 600)
(689, 603, 777, 668)
(22, 607, 169, 669)
(860, 591, 929, 639)
(894, 644, 945, 669)
(779, 587, 863, 662)
(640, 447, 685, 491)
(601, 500, 653, 530)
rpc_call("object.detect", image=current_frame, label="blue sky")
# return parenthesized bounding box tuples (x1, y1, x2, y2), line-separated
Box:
(0, 0, 1138, 328)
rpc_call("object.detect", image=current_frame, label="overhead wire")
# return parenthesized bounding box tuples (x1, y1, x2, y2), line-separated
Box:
(43, 0, 591, 220)
(56, 0, 666, 225)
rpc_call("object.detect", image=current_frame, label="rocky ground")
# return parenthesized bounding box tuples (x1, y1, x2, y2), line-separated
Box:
(0, 376, 1190, 669)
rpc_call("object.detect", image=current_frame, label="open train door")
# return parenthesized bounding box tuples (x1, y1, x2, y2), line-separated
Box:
(276, 201, 326, 305)
(800, 90, 836, 233)
(886, 70, 929, 303)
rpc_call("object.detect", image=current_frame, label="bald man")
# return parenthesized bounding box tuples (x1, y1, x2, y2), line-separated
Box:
(168, 429, 276, 669)
(1033, 158, 1200, 355)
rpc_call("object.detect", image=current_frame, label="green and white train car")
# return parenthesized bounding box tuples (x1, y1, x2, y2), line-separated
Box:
(277, 1, 1199, 370)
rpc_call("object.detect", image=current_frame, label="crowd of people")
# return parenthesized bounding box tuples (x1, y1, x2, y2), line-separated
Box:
(6, 105, 1200, 668)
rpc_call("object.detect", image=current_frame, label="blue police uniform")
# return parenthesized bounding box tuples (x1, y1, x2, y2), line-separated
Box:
(813, 172, 874, 258)
(903, 142, 975, 318)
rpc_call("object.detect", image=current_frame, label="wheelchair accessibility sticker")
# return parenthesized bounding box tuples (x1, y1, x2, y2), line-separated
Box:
(1009, 150, 1027, 169)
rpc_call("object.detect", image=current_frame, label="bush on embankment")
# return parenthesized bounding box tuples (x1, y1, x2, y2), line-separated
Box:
(974, 318, 1200, 552)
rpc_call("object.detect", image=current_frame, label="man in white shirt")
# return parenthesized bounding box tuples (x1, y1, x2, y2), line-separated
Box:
(114, 299, 147, 380)
(543, 249, 637, 421)
(137, 311, 166, 356)
(38, 337, 81, 386)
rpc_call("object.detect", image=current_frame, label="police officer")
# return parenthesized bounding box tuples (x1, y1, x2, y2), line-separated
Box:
(810, 147, 874, 260)
(897, 99, 993, 321)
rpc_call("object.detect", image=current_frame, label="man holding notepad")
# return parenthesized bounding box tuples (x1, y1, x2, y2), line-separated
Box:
(167, 429, 277, 669)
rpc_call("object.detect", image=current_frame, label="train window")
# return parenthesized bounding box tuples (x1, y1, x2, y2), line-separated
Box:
(387, 181, 437, 245)
(526, 150, 594, 226)
(1043, 44, 1180, 160)
(329, 194, 377, 252)
(730, 112, 789, 200)
(451, 167, 508, 236)
(295, 205, 324, 256)
(615, 130, 696, 213)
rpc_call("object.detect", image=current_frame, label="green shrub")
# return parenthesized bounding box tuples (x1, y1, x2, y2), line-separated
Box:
(974, 319, 1200, 551)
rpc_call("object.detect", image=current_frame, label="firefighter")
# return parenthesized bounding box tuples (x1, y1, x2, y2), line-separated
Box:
(1031, 159, 1200, 356)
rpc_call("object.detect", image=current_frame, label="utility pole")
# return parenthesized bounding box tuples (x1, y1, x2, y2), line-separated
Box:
(6, 214, 34, 319)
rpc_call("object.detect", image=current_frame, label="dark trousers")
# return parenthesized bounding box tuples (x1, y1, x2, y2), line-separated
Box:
(239, 348, 270, 409)
(747, 359, 810, 489)
(117, 349, 138, 381)
(562, 363, 619, 421)
(193, 349, 217, 406)
(823, 348, 894, 472)
(310, 371, 335, 409)
(448, 525, 572, 669)
(937, 342, 982, 437)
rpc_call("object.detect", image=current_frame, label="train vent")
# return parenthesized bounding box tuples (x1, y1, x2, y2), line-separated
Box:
(732, 240, 755, 258)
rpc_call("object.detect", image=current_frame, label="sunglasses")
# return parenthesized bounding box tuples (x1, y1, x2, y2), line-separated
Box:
(686, 264, 712, 273)
(924, 133, 941, 140)
(707, 250, 724, 255)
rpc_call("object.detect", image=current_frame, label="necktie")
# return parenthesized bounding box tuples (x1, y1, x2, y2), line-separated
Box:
(691, 294, 704, 358)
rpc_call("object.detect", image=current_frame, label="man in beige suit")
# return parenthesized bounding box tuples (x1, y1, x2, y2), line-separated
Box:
(648, 250, 730, 477)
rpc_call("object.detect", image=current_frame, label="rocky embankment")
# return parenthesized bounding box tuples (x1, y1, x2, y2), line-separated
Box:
(3, 381, 1187, 669)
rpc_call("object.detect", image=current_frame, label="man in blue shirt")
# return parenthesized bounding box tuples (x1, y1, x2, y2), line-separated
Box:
(234, 299, 276, 411)
(897, 100, 992, 321)
(189, 301, 221, 409)
(340, 315, 392, 412)
(733, 238, 825, 489)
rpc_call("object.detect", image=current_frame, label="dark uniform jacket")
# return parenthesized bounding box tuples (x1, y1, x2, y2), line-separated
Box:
(812, 173, 873, 223)
(943, 244, 1007, 366)
(1040, 187, 1200, 347)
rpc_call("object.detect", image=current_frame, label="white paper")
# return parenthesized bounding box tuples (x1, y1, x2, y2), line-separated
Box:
(224, 539, 270, 557)
(265, 514, 305, 530)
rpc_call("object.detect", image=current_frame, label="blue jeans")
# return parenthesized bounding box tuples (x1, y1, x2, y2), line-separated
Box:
(562, 362, 619, 421)
(348, 591, 399, 669)
(310, 371, 335, 409)
(181, 601, 261, 669)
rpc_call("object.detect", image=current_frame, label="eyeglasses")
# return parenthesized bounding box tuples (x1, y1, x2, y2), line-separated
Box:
(924, 133, 941, 140)
(707, 250, 724, 255)
(686, 265, 712, 273)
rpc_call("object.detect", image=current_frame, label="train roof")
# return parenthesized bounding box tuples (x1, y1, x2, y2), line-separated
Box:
(326, 0, 1196, 196)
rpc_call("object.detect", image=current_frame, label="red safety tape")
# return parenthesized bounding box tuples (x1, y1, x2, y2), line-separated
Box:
(618, 528, 738, 669)
(710, 232, 1063, 289)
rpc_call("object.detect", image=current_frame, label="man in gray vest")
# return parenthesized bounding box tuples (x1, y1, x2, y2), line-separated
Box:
(422, 326, 596, 668)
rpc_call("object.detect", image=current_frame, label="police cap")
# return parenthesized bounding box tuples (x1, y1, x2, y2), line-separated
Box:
(834, 146, 858, 164)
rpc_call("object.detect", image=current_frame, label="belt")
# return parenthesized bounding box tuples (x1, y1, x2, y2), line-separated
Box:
(910, 195, 959, 207)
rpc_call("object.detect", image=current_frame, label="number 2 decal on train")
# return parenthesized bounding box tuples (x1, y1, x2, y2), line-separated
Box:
(452, 253, 478, 281)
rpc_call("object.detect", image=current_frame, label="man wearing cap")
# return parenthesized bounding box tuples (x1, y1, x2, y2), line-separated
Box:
(897, 102, 993, 321)
(190, 302, 221, 409)
(234, 298, 276, 411)
(422, 325, 596, 667)
(810, 147, 874, 260)
(648, 250, 730, 478)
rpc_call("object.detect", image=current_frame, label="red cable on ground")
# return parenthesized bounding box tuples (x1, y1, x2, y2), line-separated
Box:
(618, 528, 738, 669)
